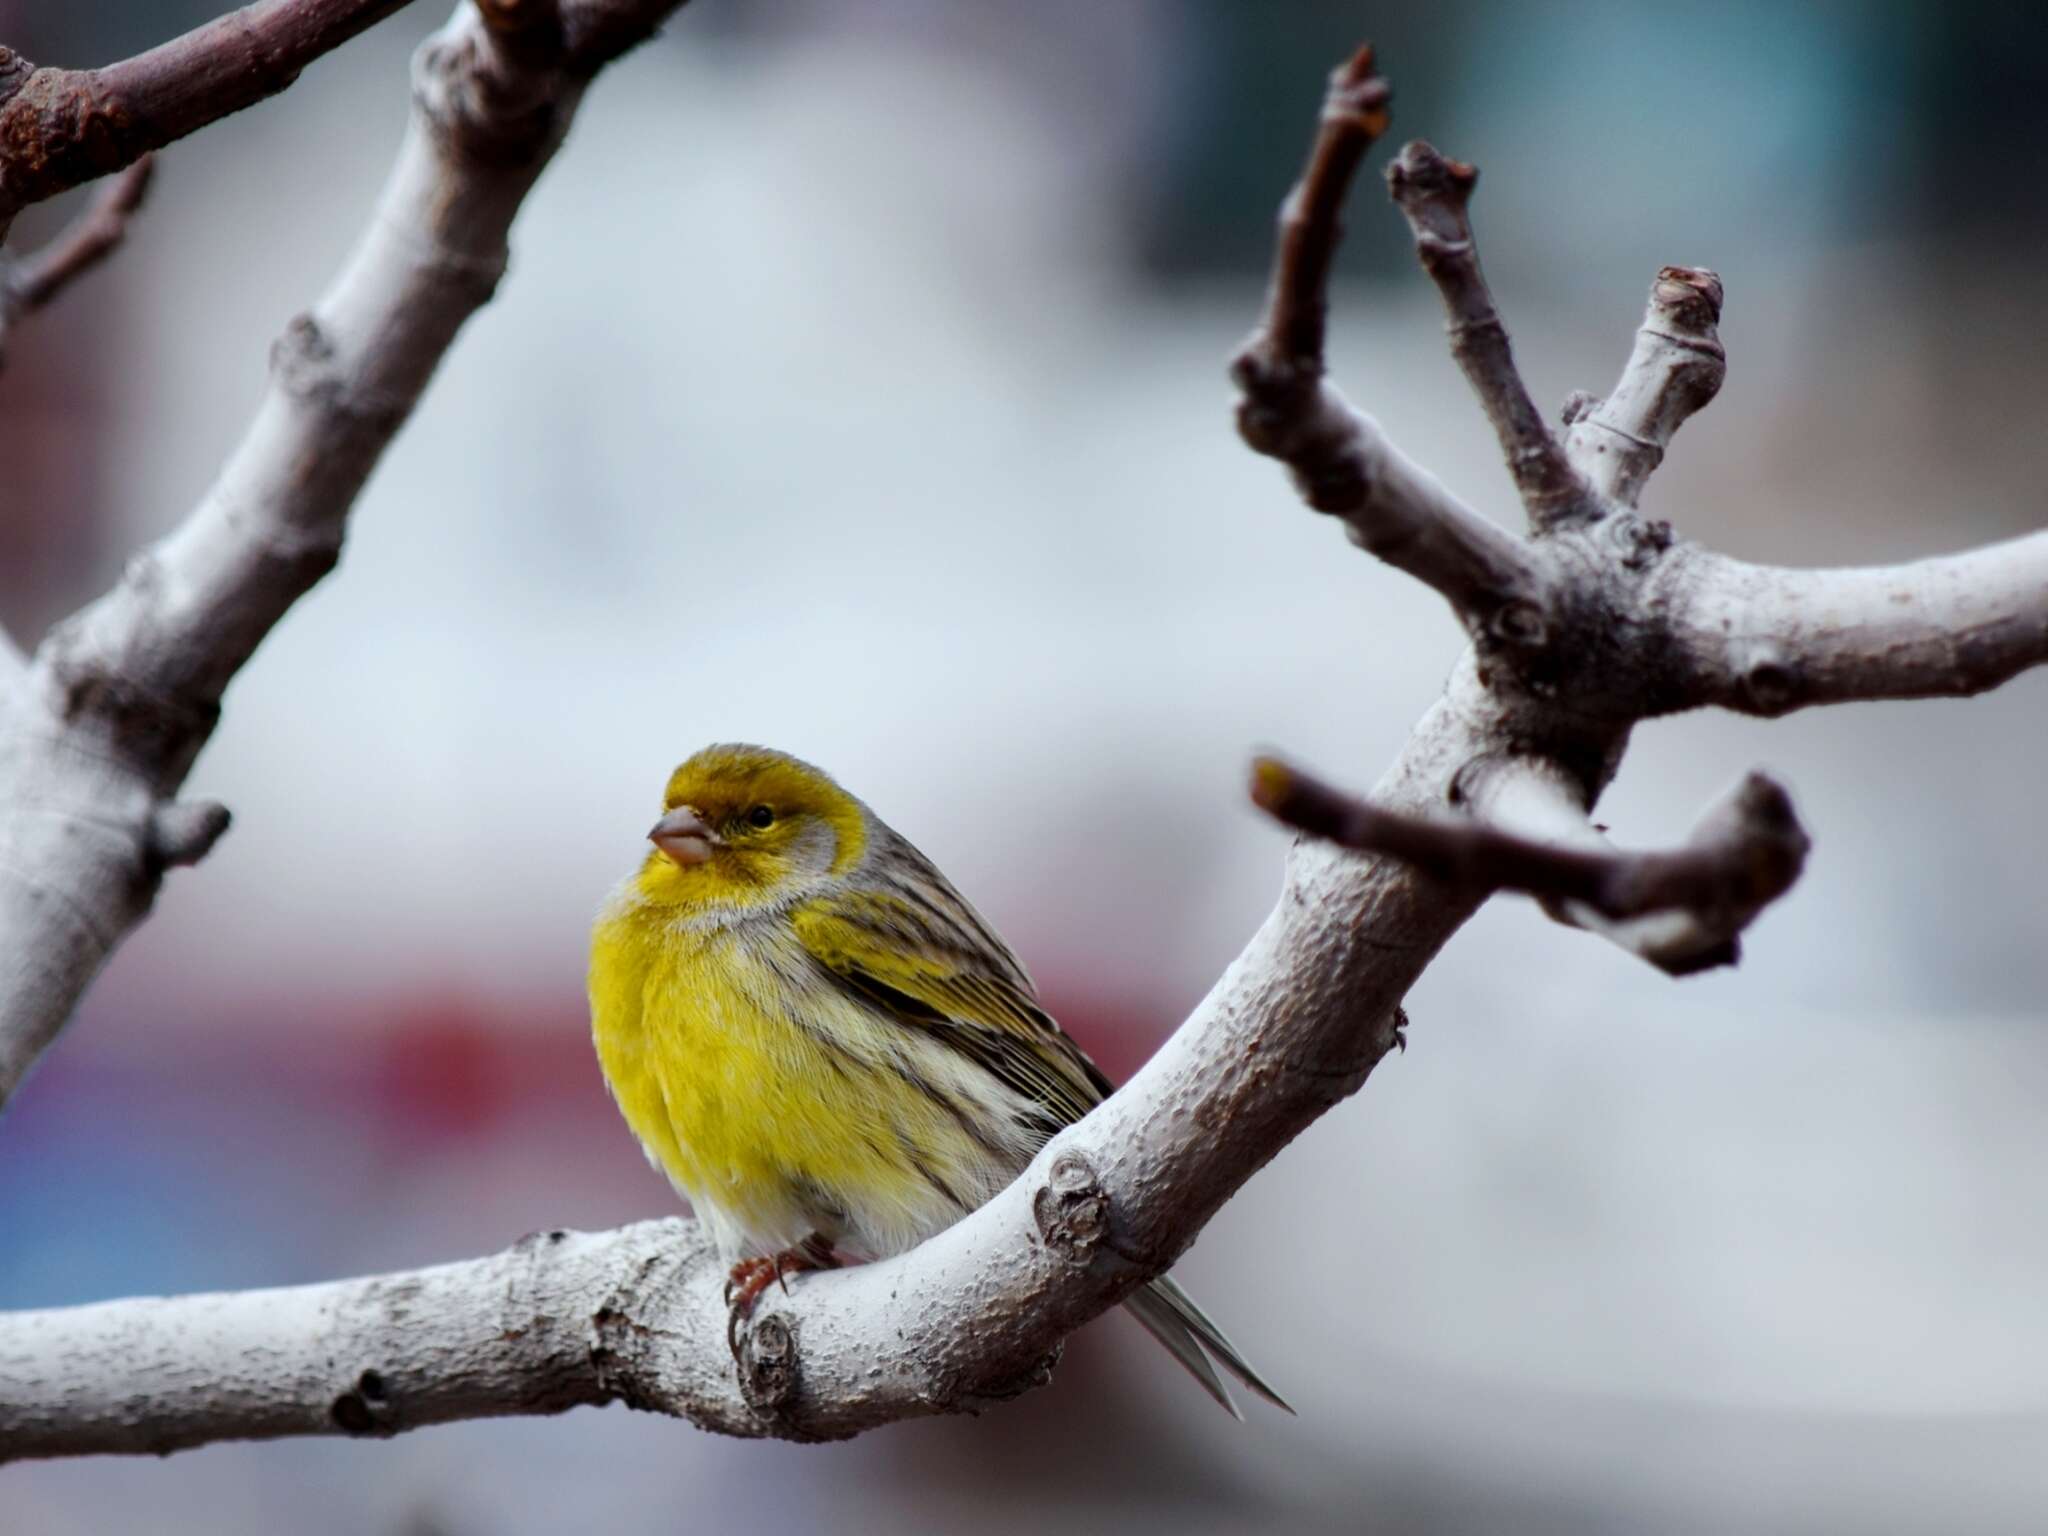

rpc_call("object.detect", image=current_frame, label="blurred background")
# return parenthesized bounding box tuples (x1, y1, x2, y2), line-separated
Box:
(4, 1, 2047, 1531)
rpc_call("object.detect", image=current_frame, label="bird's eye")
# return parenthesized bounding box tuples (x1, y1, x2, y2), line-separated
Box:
(746, 805, 775, 829)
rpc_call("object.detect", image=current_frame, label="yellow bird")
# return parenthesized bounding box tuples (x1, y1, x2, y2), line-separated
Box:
(588, 743, 1289, 1417)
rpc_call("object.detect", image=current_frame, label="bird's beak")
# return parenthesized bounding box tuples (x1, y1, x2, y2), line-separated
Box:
(649, 805, 721, 866)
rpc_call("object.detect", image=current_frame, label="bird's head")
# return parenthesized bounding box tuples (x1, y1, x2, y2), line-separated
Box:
(636, 744, 868, 913)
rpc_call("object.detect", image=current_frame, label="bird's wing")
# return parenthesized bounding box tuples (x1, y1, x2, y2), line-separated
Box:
(792, 860, 1113, 1133)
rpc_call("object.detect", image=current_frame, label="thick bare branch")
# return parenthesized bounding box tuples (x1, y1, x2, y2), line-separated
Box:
(0, 1220, 714, 1457)
(0, 1, 421, 239)
(1253, 753, 1809, 976)
(1230, 47, 1549, 631)
(1655, 534, 2048, 716)
(1385, 140, 1589, 528)
(1563, 266, 1726, 507)
(0, 155, 152, 362)
(0, 690, 1512, 1454)
(0, 0, 687, 1111)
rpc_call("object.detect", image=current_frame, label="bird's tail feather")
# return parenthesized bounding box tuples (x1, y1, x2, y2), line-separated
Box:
(1122, 1275, 1294, 1419)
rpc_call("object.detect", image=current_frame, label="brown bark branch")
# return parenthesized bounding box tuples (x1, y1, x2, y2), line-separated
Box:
(1258, 44, 1390, 369)
(1230, 47, 1550, 634)
(0, 154, 152, 360)
(1385, 140, 1590, 528)
(0, 0, 420, 240)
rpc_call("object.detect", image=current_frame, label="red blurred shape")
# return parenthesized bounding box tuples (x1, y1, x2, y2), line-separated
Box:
(373, 996, 504, 1142)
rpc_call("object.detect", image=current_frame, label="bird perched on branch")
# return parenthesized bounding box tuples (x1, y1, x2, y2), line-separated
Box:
(588, 743, 1289, 1417)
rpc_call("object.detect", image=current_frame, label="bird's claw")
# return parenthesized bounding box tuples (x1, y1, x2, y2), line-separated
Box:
(724, 1239, 839, 1360)
(722, 1256, 773, 1308)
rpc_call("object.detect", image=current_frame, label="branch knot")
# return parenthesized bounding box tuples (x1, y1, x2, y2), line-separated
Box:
(1486, 598, 1550, 651)
(329, 1367, 395, 1438)
(269, 313, 410, 429)
(148, 799, 230, 870)
(1032, 1152, 1108, 1263)
(1560, 390, 1601, 426)
(737, 1312, 797, 1416)
(1604, 512, 1674, 570)
(415, 26, 566, 168)
(0, 67, 137, 212)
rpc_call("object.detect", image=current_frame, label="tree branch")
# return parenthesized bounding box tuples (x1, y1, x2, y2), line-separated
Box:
(0, 0, 687, 1112)
(1454, 754, 1809, 975)
(1229, 47, 1550, 634)
(1562, 265, 1726, 507)
(0, 155, 153, 364)
(1658, 534, 2048, 716)
(6, 33, 2045, 1465)
(0, 0, 422, 241)
(1, 704, 1501, 1453)
(0, 1220, 713, 1457)
(1384, 140, 1589, 528)
(1252, 753, 1809, 975)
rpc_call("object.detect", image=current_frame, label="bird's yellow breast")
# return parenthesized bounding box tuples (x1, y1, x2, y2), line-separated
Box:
(588, 889, 1013, 1258)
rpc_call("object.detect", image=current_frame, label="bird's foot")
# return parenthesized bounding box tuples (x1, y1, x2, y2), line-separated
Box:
(725, 1235, 839, 1358)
